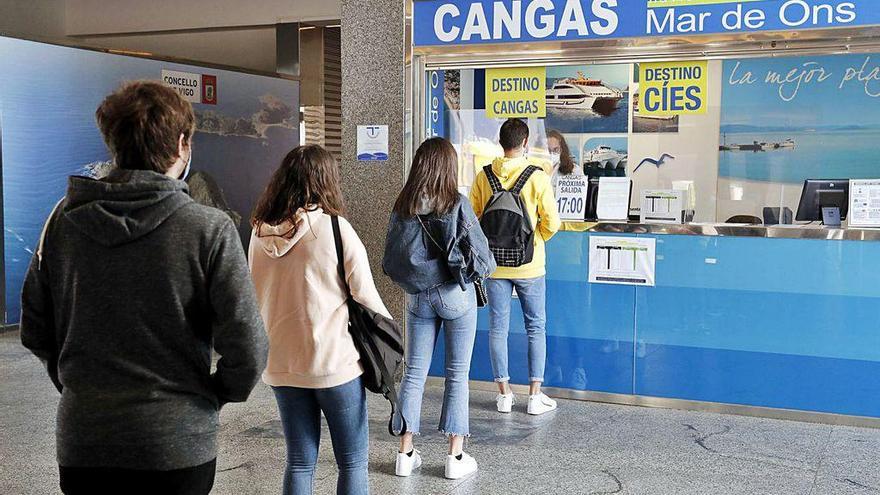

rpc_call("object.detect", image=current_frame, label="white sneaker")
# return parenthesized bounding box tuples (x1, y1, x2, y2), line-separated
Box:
(496, 393, 515, 413)
(527, 393, 558, 415)
(445, 451, 478, 480)
(395, 449, 422, 477)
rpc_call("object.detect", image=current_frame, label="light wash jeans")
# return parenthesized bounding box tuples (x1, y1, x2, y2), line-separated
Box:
(486, 277, 547, 384)
(394, 282, 477, 437)
(272, 377, 369, 495)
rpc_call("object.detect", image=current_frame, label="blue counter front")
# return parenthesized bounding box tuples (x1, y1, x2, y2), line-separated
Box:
(428, 229, 880, 419)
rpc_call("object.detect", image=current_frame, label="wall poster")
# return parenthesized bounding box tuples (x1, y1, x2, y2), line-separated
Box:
(0, 36, 300, 324)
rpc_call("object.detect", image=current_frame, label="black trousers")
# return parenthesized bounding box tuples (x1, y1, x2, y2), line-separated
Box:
(59, 459, 216, 495)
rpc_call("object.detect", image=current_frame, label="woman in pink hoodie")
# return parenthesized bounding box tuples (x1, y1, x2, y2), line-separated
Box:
(248, 145, 390, 495)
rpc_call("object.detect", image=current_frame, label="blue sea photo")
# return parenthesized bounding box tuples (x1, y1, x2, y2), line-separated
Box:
(0, 36, 299, 323)
(720, 54, 880, 183)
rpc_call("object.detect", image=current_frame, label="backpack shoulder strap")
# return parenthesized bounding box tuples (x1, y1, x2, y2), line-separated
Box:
(331, 216, 352, 297)
(482, 165, 504, 194)
(37, 197, 66, 271)
(510, 166, 540, 195)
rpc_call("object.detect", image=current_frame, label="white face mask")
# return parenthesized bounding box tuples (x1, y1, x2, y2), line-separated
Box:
(179, 151, 192, 181)
(550, 152, 561, 167)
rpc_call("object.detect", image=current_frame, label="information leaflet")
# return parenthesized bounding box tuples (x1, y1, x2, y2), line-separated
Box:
(849, 179, 880, 227)
(555, 174, 588, 221)
(640, 189, 687, 224)
(596, 177, 631, 221)
(589, 236, 656, 287)
(356, 125, 389, 161)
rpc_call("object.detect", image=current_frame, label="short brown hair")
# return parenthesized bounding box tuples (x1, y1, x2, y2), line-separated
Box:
(499, 118, 530, 151)
(95, 80, 195, 173)
(394, 137, 459, 218)
(252, 145, 346, 230)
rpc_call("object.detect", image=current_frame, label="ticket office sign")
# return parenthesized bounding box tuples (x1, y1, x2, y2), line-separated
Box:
(485, 67, 546, 118)
(638, 61, 708, 116)
(414, 1, 878, 47)
(556, 174, 589, 221)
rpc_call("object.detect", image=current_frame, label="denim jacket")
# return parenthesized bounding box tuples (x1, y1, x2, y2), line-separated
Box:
(383, 194, 496, 295)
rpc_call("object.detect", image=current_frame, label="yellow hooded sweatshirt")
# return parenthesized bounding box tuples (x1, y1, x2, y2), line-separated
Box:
(469, 156, 561, 279)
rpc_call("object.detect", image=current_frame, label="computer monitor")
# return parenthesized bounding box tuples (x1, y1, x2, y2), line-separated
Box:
(585, 177, 600, 221)
(795, 179, 849, 222)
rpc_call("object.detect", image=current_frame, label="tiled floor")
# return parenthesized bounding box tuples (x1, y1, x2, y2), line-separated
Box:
(2, 330, 879, 494)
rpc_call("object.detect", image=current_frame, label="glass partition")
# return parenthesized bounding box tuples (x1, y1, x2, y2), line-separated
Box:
(425, 51, 880, 225)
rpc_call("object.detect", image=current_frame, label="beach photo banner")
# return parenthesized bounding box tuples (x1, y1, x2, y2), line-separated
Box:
(719, 53, 880, 183)
(0, 36, 299, 324)
(414, 0, 880, 46)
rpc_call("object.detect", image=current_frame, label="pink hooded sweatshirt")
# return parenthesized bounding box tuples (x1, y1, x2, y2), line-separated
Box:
(248, 207, 390, 389)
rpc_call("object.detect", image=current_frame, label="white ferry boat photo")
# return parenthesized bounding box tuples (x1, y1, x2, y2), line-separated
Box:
(546, 72, 624, 116)
(584, 145, 628, 169)
(719, 136, 796, 152)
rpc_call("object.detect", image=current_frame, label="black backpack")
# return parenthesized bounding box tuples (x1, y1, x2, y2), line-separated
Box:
(331, 216, 406, 436)
(480, 165, 540, 267)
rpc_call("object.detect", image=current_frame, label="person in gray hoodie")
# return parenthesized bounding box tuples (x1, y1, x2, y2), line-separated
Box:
(19, 80, 268, 495)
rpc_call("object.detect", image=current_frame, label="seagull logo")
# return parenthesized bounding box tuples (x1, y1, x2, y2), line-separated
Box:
(634, 154, 675, 173)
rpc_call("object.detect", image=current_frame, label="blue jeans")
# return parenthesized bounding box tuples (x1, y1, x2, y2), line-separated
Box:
(486, 277, 547, 384)
(272, 377, 369, 495)
(394, 282, 477, 437)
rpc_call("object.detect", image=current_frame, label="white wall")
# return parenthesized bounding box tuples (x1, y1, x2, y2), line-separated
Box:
(628, 61, 724, 223)
(65, 0, 340, 35)
(0, 0, 66, 39)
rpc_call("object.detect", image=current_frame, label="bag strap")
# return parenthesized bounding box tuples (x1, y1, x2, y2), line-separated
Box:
(37, 197, 66, 271)
(483, 165, 504, 194)
(331, 216, 351, 297)
(415, 215, 445, 254)
(331, 215, 407, 437)
(510, 166, 540, 195)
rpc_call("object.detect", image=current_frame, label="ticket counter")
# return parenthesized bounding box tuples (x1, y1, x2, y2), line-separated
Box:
(411, 0, 880, 424)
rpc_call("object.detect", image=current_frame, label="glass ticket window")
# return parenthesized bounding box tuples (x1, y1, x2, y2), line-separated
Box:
(422, 52, 880, 225)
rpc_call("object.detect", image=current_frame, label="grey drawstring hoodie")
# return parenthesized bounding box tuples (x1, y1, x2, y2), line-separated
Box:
(20, 169, 268, 470)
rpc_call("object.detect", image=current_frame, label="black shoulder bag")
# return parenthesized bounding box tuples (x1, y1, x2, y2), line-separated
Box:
(331, 216, 407, 436)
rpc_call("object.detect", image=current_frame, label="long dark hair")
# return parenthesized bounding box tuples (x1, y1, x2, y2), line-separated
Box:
(547, 129, 575, 175)
(393, 137, 459, 218)
(252, 145, 345, 232)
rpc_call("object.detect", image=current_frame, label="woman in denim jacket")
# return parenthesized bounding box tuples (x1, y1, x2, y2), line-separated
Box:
(383, 137, 495, 480)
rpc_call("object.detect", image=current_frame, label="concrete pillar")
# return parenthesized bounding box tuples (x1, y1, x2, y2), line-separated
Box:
(340, 0, 405, 318)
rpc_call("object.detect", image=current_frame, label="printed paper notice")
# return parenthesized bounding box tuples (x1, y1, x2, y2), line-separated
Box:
(589, 236, 656, 287)
(849, 179, 880, 227)
(356, 125, 389, 161)
(596, 177, 631, 221)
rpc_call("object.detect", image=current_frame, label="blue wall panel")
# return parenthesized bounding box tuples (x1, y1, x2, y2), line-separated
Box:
(428, 232, 635, 395)
(634, 234, 880, 416)
(425, 230, 880, 418)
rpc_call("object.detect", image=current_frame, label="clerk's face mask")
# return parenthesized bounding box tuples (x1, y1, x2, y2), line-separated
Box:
(550, 152, 561, 167)
(179, 148, 192, 181)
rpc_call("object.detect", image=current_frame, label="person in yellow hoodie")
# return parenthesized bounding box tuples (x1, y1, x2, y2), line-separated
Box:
(469, 118, 561, 416)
